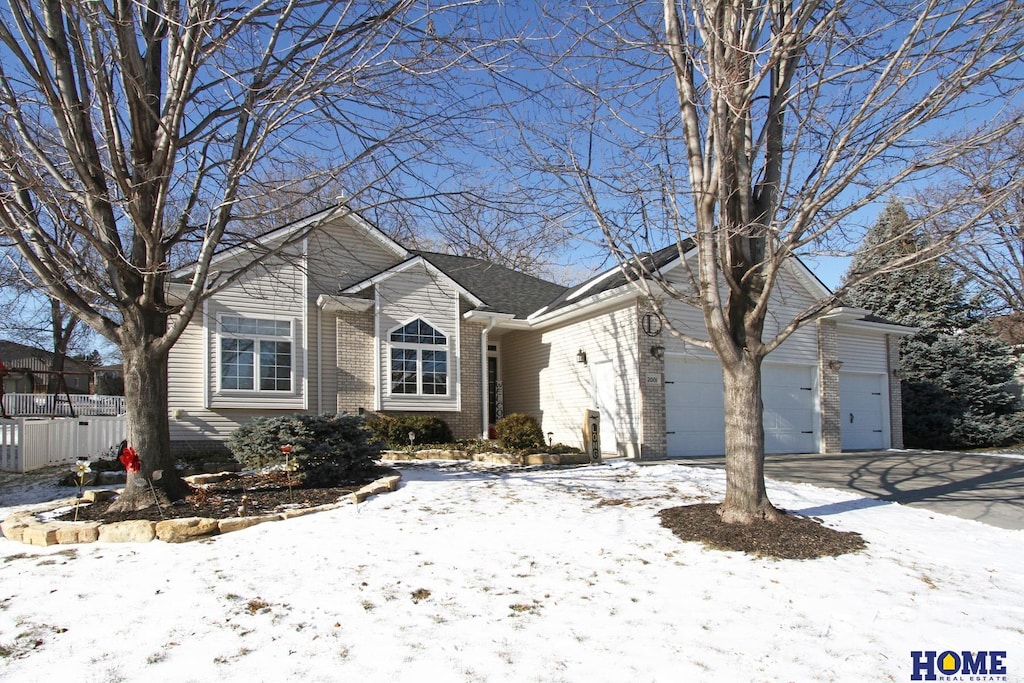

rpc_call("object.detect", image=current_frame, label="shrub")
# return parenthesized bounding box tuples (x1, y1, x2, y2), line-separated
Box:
(495, 413, 545, 451)
(227, 414, 381, 485)
(366, 414, 454, 449)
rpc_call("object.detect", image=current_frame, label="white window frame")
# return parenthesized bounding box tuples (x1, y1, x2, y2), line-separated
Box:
(387, 318, 451, 398)
(216, 314, 297, 395)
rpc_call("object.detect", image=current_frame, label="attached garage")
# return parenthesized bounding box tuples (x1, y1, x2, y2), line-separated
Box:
(839, 372, 889, 450)
(665, 356, 818, 457)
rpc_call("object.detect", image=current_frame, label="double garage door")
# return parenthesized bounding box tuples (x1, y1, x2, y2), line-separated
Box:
(665, 357, 818, 457)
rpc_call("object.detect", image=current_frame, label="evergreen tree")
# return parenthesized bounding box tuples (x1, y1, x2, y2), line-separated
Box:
(843, 199, 1024, 449)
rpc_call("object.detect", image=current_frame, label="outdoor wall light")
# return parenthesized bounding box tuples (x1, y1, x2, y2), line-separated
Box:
(650, 345, 665, 360)
(576, 349, 588, 365)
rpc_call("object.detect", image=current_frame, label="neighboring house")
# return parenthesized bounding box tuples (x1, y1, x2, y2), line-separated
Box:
(167, 205, 911, 458)
(0, 340, 92, 395)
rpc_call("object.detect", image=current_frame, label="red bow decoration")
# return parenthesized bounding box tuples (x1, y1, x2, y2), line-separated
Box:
(119, 445, 141, 474)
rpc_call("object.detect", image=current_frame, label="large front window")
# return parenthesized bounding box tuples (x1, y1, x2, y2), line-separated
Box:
(220, 316, 293, 392)
(389, 319, 448, 396)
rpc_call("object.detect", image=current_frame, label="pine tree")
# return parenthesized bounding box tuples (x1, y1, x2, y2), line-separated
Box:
(843, 199, 1024, 449)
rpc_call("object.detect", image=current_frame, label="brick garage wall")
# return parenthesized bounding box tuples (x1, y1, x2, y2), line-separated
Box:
(817, 320, 842, 453)
(637, 301, 667, 458)
(887, 334, 905, 449)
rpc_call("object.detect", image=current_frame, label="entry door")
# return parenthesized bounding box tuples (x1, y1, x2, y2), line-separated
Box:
(839, 372, 888, 450)
(591, 360, 620, 456)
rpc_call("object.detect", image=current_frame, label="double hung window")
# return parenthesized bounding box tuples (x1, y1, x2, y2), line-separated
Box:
(219, 316, 293, 392)
(389, 319, 448, 396)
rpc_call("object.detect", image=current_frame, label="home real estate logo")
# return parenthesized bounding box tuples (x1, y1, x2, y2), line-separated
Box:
(911, 650, 1008, 681)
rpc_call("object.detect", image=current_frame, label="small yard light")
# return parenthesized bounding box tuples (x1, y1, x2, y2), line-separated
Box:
(408, 431, 416, 447)
(547, 432, 554, 448)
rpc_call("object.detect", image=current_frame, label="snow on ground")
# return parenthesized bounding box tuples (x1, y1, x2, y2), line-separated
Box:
(0, 460, 1021, 683)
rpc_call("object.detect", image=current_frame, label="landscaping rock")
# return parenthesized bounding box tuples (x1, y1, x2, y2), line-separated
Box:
(217, 514, 278, 534)
(1, 514, 31, 542)
(155, 517, 219, 542)
(98, 471, 127, 485)
(82, 489, 118, 503)
(98, 520, 156, 543)
(55, 522, 101, 544)
(23, 523, 60, 547)
(185, 472, 236, 485)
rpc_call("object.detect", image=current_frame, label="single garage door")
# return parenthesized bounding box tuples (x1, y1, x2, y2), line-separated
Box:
(666, 357, 818, 456)
(839, 372, 888, 450)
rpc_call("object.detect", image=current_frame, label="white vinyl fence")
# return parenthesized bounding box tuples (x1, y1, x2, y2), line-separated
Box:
(1, 393, 126, 417)
(0, 415, 126, 473)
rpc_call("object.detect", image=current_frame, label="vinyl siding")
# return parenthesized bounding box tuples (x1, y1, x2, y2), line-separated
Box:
(167, 213, 407, 449)
(502, 303, 639, 452)
(376, 264, 461, 412)
(659, 265, 819, 365)
(837, 327, 889, 373)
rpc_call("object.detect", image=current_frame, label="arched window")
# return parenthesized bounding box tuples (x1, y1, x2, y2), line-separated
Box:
(389, 319, 448, 396)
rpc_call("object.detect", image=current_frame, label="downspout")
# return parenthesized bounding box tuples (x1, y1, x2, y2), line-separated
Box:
(481, 315, 497, 440)
(316, 306, 323, 414)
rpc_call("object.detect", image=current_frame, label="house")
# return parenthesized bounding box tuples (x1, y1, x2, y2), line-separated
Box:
(0, 340, 93, 395)
(167, 205, 911, 458)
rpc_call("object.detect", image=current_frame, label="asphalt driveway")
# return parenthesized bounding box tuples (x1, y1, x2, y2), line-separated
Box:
(662, 450, 1024, 530)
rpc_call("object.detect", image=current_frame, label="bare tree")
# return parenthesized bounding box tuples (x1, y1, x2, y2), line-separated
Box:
(924, 120, 1024, 316)
(512, 0, 1024, 522)
(0, 0, 508, 509)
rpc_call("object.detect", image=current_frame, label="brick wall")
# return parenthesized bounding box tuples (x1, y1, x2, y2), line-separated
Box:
(359, 314, 485, 441)
(887, 334, 905, 449)
(335, 310, 376, 412)
(817, 320, 842, 453)
(637, 301, 667, 458)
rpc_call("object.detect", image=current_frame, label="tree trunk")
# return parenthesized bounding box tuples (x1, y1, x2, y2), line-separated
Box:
(719, 354, 784, 524)
(107, 343, 190, 512)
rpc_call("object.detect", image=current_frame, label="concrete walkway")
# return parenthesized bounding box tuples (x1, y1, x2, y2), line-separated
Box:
(656, 450, 1024, 530)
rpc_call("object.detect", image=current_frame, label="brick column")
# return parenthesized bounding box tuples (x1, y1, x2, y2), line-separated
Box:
(886, 334, 905, 449)
(817, 320, 842, 453)
(637, 301, 667, 459)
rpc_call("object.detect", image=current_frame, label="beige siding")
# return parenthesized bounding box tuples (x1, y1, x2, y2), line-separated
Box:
(305, 217, 404, 295)
(837, 327, 889, 373)
(503, 303, 639, 453)
(660, 264, 819, 364)
(167, 213, 408, 450)
(377, 265, 461, 412)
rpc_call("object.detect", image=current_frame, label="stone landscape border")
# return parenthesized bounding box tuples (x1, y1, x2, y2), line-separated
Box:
(0, 471, 402, 547)
(383, 449, 591, 465)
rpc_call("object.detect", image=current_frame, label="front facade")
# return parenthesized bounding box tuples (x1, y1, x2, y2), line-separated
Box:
(167, 207, 909, 457)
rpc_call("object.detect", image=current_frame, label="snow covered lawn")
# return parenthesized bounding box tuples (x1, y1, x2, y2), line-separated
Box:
(1, 460, 1021, 682)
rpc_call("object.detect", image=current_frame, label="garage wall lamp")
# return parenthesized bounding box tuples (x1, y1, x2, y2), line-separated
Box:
(650, 345, 665, 360)
(576, 349, 588, 365)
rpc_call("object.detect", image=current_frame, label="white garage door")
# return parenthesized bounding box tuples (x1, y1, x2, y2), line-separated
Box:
(665, 357, 818, 457)
(839, 372, 888, 450)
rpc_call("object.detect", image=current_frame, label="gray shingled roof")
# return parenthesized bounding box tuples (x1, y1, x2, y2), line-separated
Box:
(413, 251, 569, 319)
(540, 242, 693, 315)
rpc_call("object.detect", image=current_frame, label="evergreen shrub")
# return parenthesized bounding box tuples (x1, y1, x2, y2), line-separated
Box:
(495, 413, 545, 451)
(227, 414, 381, 485)
(366, 414, 454, 448)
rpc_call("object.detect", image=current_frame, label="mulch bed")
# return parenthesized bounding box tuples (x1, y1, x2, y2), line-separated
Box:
(55, 467, 392, 524)
(658, 503, 866, 560)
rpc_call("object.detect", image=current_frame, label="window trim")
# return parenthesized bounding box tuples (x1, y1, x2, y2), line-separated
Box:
(386, 317, 451, 398)
(216, 313, 298, 395)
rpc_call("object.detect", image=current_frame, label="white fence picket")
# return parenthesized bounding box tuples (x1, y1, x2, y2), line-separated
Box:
(0, 415, 126, 472)
(1, 393, 126, 417)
